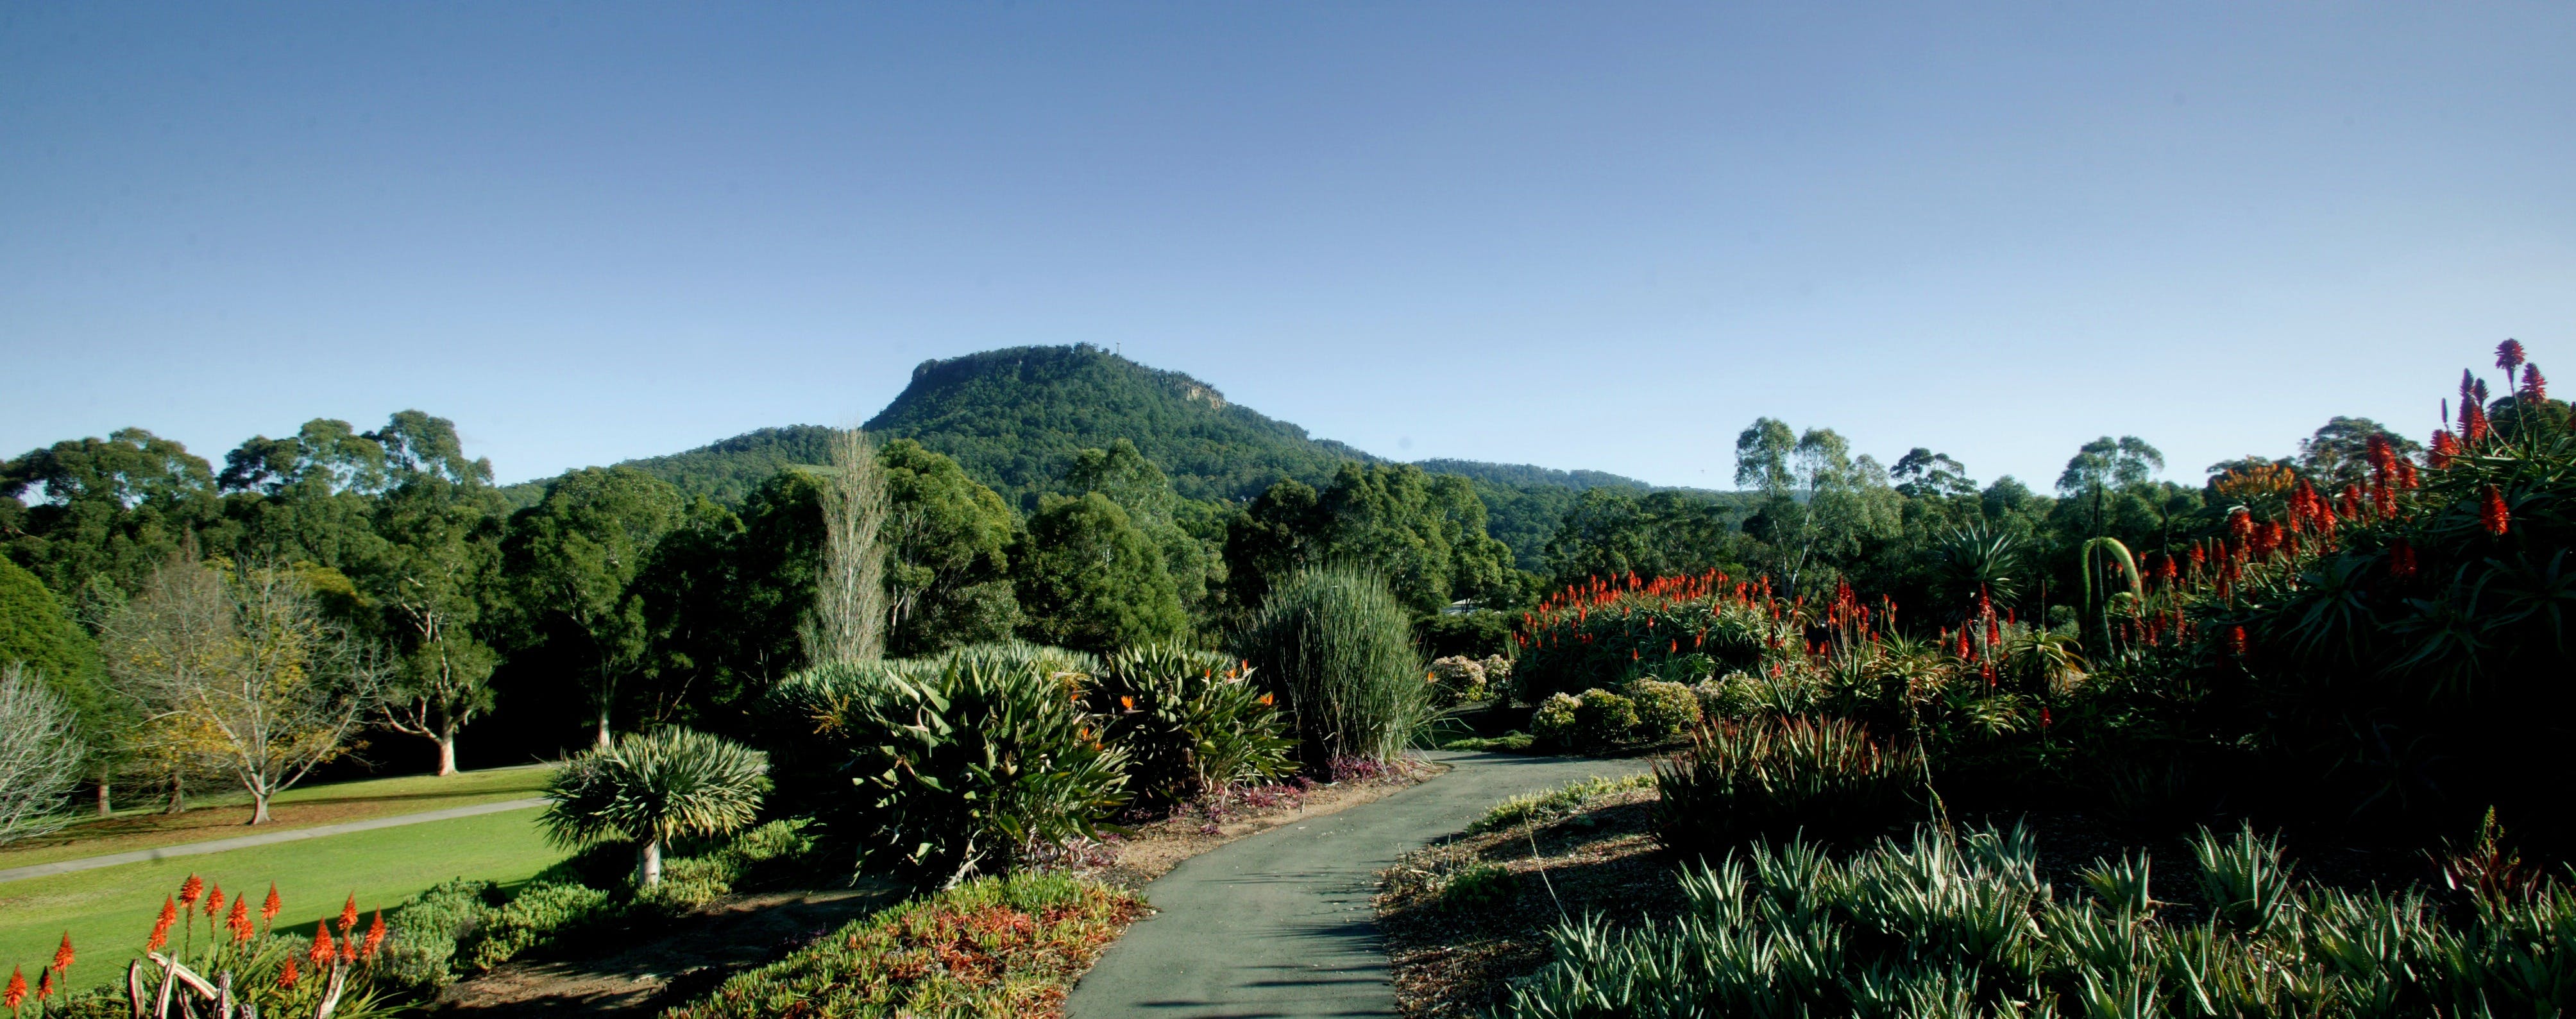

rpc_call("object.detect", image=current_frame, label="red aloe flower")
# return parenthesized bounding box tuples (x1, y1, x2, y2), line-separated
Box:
(2228, 626, 2249, 655)
(203, 884, 223, 920)
(178, 875, 203, 908)
(262, 885, 282, 929)
(228, 898, 253, 943)
(307, 927, 335, 966)
(2430, 431, 2460, 468)
(364, 912, 387, 960)
(52, 932, 72, 973)
(35, 968, 50, 1002)
(339, 895, 360, 934)
(2498, 339, 2527, 373)
(278, 957, 300, 989)
(148, 897, 176, 952)
(2524, 364, 2548, 402)
(2483, 485, 2510, 535)
(5, 966, 22, 1010)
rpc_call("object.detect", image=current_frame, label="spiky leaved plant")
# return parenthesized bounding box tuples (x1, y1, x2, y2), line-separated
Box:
(1235, 564, 1427, 770)
(539, 727, 770, 887)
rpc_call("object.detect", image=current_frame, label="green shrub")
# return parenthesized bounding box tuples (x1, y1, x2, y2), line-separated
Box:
(1436, 863, 1515, 911)
(1503, 823, 2576, 1018)
(1654, 715, 1927, 852)
(464, 880, 616, 971)
(1530, 692, 1582, 747)
(664, 872, 1148, 1018)
(792, 649, 1128, 884)
(377, 878, 496, 992)
(1236, 565, 1429, 768)
(1087, 644, 1295, 807)
(1690, 676, 1751, 721)
(1570, 689, 1638, 746)
(539, 726, 771, 887)
(1624, 679, 1700, 739)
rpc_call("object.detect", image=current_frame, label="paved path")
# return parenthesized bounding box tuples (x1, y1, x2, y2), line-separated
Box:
(0, 798, 548, 884)
(1067, 751, 1653, 1018)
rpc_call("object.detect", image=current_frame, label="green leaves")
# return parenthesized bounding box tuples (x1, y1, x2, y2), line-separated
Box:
(538, 726, 770, 849)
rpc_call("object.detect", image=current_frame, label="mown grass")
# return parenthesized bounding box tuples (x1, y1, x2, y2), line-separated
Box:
(0, 764, 557, 869)
(663, 872, 1147, 1018)
(0, 806, 565, 994)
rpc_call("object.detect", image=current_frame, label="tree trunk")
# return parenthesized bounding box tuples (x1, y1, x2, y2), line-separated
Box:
(96, 778, 112, 816)
(250, 789, 272, 825)
(636, 838, 663, 887)
(165, 771, 187, 815)
(595, 708, 613, 749)
(436, 732, 459, 776)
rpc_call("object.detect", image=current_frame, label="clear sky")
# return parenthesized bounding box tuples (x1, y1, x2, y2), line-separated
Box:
(4, 3, 2570, 492)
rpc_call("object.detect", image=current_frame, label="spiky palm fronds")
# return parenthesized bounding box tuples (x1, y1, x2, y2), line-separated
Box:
(539, 727, 770, 886)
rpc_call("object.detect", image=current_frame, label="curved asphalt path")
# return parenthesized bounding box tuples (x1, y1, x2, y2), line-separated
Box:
(1067, 750, 1653, 1018)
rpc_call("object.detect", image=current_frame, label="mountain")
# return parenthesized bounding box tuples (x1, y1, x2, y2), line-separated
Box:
(862, 345, 1378, 504)
(501, 344, 1714, 567)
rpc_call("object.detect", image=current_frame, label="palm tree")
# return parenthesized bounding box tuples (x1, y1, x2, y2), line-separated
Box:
(538, 726, 770, 886)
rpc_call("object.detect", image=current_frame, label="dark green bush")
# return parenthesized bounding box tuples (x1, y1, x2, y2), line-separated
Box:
(1570, 689, 1638, 746)
(1237, 565, 1428, 769)
(1654, 715, 1927, 852)
(464, 881, 614, 970)
(1087, 644, 1294, 807)
(787, 647, 1128, 885)
(377, 878, 496, 991)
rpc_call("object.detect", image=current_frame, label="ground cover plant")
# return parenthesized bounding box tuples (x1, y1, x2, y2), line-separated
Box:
(1502, 821, 2576, 1018)
(660, 871, 1148, 1019)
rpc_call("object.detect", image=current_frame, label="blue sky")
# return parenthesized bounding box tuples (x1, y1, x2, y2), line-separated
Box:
(4, 3, 2570, 492)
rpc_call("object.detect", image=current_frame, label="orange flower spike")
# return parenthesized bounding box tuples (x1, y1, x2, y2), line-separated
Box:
(363, 911, 387, 960)
(277, 957, 300, 989)
(4, 966, 22, 1010)
(204, 884, 224, 920)
(178, 874, 203, 907)
(2483, 485, 2511, 535)
(339, 895, 360, 934)
(262, 885, 282, 927)
(229, 898, 253, 943)
(307, 927, 335, 966)
(35, 968, 51, 1002)
(148, 896, 176, 952)
(52, 932, 72, 973)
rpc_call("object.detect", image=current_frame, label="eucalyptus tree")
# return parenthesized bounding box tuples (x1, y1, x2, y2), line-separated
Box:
(1734, 418, 1901, 595)
(1013, 492, 1187, 655)
(1060, 439, 1218, 621)
(2055, 436, 2164, 539)
(371, 416, 507, 776)
(0, 428, 225, 597)
(504, 467, 685, 748)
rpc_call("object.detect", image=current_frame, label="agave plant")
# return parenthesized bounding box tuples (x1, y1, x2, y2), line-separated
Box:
(539, 727, 771, 887)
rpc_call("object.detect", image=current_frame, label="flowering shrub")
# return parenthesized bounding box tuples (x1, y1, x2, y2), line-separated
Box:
(1085, 644, 1294, 808)
(1624, 680, 1700, 739)
(662, 872, 1146, 1018)
(37, 877, 400, 1019)
(1528, 693, 1582, 748)
(1426, 656, 1490, 705)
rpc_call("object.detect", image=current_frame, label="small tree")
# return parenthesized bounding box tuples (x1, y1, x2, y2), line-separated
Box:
(101, 558, 389, 824)
(806, 427, 889, 666)
(538, 726, 769, 886)
(0, 663, 85, 844)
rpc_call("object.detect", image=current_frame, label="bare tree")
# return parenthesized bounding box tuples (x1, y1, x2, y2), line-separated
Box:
(102, 558, 389, 825)
(805, 427, 888, 665)
(0, 663, 85, 845)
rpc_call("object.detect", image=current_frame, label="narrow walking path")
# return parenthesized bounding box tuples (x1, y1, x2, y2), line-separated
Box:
(1067, 751, 1653, 1018)
(0, 798, 548, 884)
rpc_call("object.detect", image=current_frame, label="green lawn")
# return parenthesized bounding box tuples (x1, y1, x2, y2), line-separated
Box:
(0, 806, 567, 993)
(0, 764, 557, 870)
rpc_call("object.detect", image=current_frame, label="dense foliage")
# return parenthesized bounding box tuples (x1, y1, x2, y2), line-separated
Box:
(1083, 644, 1295, 807)
(1236, 565, 1429, 767)
(1506, 823, 2576, 1018)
